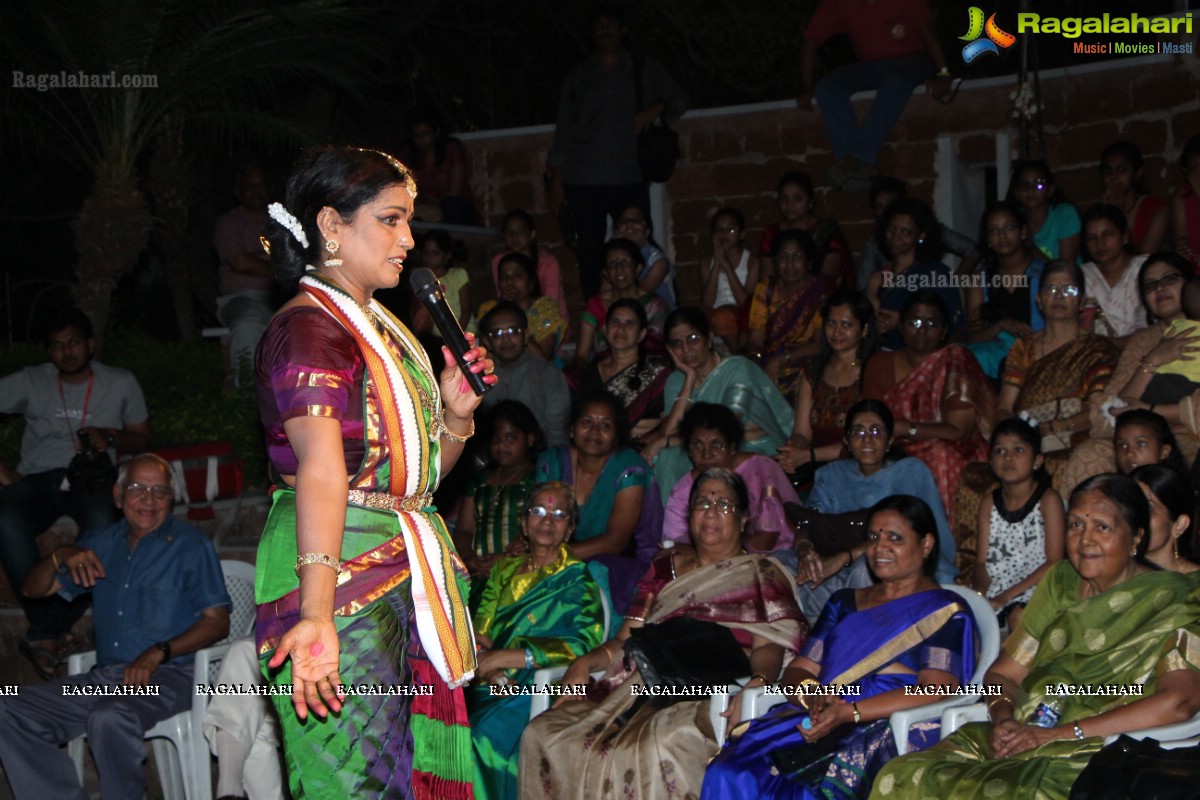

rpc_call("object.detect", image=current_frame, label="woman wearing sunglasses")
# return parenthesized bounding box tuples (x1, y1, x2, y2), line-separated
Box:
(1061, 252, 1200, 492)
(993, 259, 1117, 448)
(468, 480, 606, 800)
(862, 291, 991, 537)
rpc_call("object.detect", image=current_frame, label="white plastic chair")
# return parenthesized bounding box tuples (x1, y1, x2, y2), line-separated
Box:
(711, 583, 1000, 752)
(527, 588, 612, 720)
(942, 692, 1200, 750)
(67, 558, 256, 800)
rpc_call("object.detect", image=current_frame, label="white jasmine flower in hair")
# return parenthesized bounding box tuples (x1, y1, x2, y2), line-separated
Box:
(268, 202, 309, 249)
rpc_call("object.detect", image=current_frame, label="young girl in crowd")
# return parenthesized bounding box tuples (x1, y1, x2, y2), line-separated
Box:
(1113, 408, 1187, 475)
(453, 400, 544, 605)
(1172, 133, 1200, 271)
(975, 417, 1063, 630)
(1099, 140, 1168, 254)
(757, 171, 853, 286)
(419, 229, 471, 329)
(612, 205, 677, 307)
(700, 207, 759, 350)
(1079, 203, 1148, 342)
(1006, 159, 1081, 263)
(489, 209, 568, 317)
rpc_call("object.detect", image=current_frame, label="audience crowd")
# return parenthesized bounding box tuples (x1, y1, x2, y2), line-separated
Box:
(2, 3, 1200, 798)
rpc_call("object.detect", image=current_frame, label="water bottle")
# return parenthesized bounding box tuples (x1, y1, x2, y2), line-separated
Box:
(1028, 698, 1062, 728)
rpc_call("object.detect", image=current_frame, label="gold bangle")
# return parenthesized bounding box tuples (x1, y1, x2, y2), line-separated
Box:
(750, 673, 770, 685)
(51, 550, 62, 571)
(988, 695, 1014, 715)
(431, 410, 474, 443)
(295, 552, 342, 576)
(599, 641, 617, 668)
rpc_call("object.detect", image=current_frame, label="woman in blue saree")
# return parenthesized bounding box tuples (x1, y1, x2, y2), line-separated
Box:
(702, 494, 979, 800)
(468, 481, 605, 800)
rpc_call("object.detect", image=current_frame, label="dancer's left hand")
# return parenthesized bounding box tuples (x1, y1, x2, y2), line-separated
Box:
(439, 333, 496, 421)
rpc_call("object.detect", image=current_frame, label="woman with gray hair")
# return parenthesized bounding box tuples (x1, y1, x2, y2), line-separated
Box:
(468, 480, 606, 800)
(519, 468, 807, 800)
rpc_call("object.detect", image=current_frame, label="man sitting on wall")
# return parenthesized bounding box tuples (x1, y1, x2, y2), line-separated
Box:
(0, 453, 231, 800)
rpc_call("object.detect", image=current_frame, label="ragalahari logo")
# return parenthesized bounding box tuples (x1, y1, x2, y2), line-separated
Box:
(960, 7, 1017, 63)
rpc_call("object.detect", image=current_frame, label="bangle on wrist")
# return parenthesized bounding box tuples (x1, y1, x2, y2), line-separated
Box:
(842, 550, 855, 571)
(525, 647, 536, 670)
(1073, 721, 1086, 740)
(432, 410, 474, 443)
(295, 552, 343, 577)
(749, 673, 769, 685)
(851, 701, 862, 723)
(988, 695, 1014, 717)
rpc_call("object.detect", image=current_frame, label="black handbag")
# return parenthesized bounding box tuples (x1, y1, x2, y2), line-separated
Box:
(1069, 734, 1200, 800)
(615, 617, 750, 725)
(633, 51, 680, 184)
(66, 436, 117, 494)
(786, 503, 871, 557)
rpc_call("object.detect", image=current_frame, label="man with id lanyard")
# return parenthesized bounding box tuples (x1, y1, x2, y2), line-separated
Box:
(0, 308, 150, 679)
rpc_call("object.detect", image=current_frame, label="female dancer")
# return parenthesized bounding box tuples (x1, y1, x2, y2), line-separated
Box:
(255, 146, 495, 798)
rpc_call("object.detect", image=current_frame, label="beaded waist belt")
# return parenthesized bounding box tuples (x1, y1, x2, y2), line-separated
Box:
(346, 489, 433, 512)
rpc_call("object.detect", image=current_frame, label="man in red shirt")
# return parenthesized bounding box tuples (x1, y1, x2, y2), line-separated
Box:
(799, 0, 952, 191)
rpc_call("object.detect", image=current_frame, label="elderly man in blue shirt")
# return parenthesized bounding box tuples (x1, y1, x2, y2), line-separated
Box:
(0, 452, 231, 800)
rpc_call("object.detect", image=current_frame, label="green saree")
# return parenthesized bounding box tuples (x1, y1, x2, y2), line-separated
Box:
(468, 544, 605, 800)
(870, 561, 1200, 800)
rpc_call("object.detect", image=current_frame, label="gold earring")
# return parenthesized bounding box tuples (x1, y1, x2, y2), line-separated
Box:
(324, 239, 342, 269)
(1174, 536, 1181, 561)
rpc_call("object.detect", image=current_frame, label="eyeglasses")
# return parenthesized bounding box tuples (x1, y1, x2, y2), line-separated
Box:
(486, 326, 525, 338)
(667, 332, 706, 349)
(1142, 272, 1183, 295)
(904, 318, 942, 330)
(605, 258, 634, 269)
(617, 216, 646, 226)
(1044, 284, 1080, 298)
(715, 226, 740, 235)
(124, 483, 171, 501)
(848, 425, 886, 439)
(986, 223, 1020, 237)
(525, 505, 570, 523)
(690, 497, 737, 515)
(687, 439, 729, 454)
(1017, 180, 1047, 191)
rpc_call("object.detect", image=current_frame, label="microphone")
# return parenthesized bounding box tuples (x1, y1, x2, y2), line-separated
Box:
(409, 267, 490, 396)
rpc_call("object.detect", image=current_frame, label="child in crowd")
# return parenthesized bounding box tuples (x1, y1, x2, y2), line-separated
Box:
(1006, 159, 1081, 263)
(489, 209, 568, 318)
(1113, 408, 1188, 475)
(612, 205, 677, 308)
(452, 400, 543, 608)
(699, 207, 759, 350)
(975, 417, 1063, 630)
(1171, 133, 1200, 271)
(757, 171, 854, 287)
(419, 229, 471, 330)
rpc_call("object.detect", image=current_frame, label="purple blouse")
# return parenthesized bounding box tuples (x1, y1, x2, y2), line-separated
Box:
(255, 307, 374, 481)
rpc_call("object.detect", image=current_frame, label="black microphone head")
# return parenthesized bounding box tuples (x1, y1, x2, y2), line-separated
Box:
(409, 267, 439, 294)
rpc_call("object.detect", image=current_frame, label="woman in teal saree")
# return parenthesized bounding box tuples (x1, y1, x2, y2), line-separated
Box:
(646, 307, 794, 502)
(468, 481, 605, 800)
(869, 473, 1200, 800)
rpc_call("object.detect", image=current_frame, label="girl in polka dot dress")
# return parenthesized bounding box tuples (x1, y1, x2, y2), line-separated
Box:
(974, 417, 1064, 630)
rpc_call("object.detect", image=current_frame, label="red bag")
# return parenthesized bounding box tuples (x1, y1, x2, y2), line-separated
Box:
(151, 442, 244, 520)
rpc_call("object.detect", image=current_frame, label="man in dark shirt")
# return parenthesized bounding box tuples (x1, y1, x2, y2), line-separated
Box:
(0, 453, 231, 800)
(547, 3, 687, 297)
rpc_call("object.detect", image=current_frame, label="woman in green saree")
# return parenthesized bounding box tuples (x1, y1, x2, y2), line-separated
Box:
(869, 472, 1200, 800)
(644, 307, 794, 502)
(468, 481, 605, 800)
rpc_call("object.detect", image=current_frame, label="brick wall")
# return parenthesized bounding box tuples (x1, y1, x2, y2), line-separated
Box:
(460, 54, 1200, 313)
